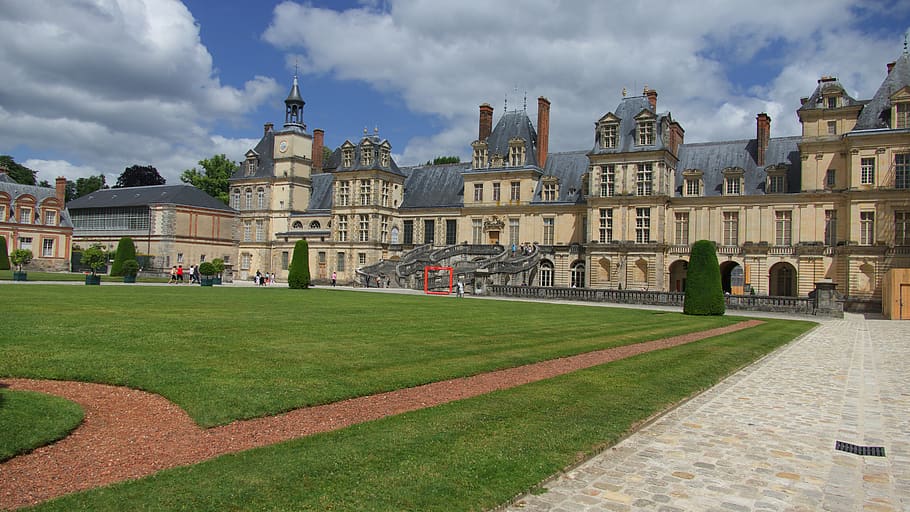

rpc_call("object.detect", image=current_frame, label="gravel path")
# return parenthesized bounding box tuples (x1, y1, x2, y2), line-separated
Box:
(0, 320, 762, 510)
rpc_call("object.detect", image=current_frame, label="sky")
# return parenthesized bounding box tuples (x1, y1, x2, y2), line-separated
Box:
(1, 0, 909, 186)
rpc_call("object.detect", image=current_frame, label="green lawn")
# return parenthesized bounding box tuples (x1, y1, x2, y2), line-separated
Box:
(1, 285, 745, 427)
(0, 389, 83, 462)
(0, 270, 168, 283)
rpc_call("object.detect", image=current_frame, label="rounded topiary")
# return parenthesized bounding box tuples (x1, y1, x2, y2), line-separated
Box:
(683, 240, 726, 316)
(0, 236, 10, 270)
(211, 258, 225, 276)
(287, 239, 311, 289)
(81, 245, 107, 276)
(109, 237, 136, 276)
(121, 259, 140, 277)
(198, 261, 216, 276)
(10, 249, 33, 271)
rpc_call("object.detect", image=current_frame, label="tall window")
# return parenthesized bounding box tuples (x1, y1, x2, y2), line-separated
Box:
(538, 261, 554, 287)
(824, 210, 838, 246)
(424, 219, 435, 245)
(861, 158, 875, 185)
(543, 182, 557, 201)
(380, 148, 390, 167)
(42, 238, 54, 257)
(638, 121, 654, 145)
(860, 211, 875, 245)
(601, 124, 617, 148)
(827, 121, 837, 135)
(240, 253, 251, 270)
(472, 147, 487, 169)
(601, 165, 615, 197)
(243, 221, 251, 242)
(637, 163, 653, 196)
(635, 208, 650, 243)
(362, 147, 374, 166)
(825, 169, 836, 189)
(896, 102, 910, 129)
(232, 190, 240, 209)
(257, 189, 264, 209)
(360, 181, 372, 206)
(599, 208, 613, 243)
(339, 181, 350, 206)
(723, 212, 739, 246)
(571, 263, 585, 288)
(19, 207, 33, 224)
(775, 211, 792, 246)
(358, 253, 367, 265)
(281, 251, 289, 270)
(382, 182, 390, 207)
(359, 214, 370, 242)
(472, 219, 483, 244)
(255, 220, 264, 241)
(685, 178, 700, 196)
(896, 153, 910, 189)
(489, 182, 499, 202)
(509, 144, 525, 166)
(473, 183, 483, 202)
(381, 215, 389, 243)
(342, 148, 353, 167)
(510, 181, 520, 201)
(338, 215, 348, 242)
(336, 252, 345, 272)
(896, 211, 910, 246)
(445, 219, 457, 245)
(245, 189, 252, 209)
(509, 218, 519, 245)
(403, 220, 413, 244)
(674, 212, 689, 245)
(44, 210, 56, 226)
(543, 217, 555, 245)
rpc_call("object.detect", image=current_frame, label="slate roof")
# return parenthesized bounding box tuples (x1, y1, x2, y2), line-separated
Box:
(675, 136, 802, 196)
(590, 95, 674, 155)
(322, 135, 405, 176)
(531, 150, 588, 204)
(307, 173, 334, 211)
(66, 184, 235, 212)
(0, 176, 74, 227)
(230, 131, 276, 180)
(399, 163, 469, 209)
(797, 77, 863, 113)
(854, 51, 910, 130)
(484, 110, 539, 167)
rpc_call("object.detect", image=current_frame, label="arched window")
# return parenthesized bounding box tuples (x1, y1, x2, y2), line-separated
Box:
(292, 221, 303, 229)
(390, 226, 399, 244)
(570, 262, 585, 288)
(538, 261, 554, 287)
(257, 188, 265, 209)
(309, 220, 321, 229)
(244, 189, 252, 209)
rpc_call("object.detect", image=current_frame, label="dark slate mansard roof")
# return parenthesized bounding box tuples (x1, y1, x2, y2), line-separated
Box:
(590, 95, 674, 155)
(484, 110, 539, 167)
(0, 174, 74, 227)
(66, 185, 235, 212)
(675, 137, 802, 196)
(853, 51, 910, 131)
(230, 130, 276, 180)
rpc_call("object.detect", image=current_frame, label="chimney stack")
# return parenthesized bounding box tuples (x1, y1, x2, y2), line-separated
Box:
(537, 97, 551, 168)
(264, 122, 274, 135)
(312, 128, 325, 172)
(645, 87, 658, 111)
(479, 103, 493, 141)
(887, 61, 896, 74)
(756, 113, 771, 166)
(55, 177, 67, 204)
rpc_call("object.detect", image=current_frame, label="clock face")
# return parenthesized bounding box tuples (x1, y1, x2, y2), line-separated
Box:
(279, 140, 288, 153)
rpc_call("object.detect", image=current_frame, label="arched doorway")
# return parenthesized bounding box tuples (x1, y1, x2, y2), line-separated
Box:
(719, 261, 742, 294)
(538, 260, 554, 287)
(769, 262, 797, 296)
(668, 259, 688, 292)
(570, 261, 585, 288)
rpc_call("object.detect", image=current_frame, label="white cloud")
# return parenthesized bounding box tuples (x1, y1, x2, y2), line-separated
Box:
(0, 0, 281, 183)
(264, 0, 906, 164)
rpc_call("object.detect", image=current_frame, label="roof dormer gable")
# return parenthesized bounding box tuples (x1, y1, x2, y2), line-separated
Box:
(634, 109, 656, 121)
(891, 85, 910, 102)
(596, 112, 621, 124)
(245, 149, 259, 159)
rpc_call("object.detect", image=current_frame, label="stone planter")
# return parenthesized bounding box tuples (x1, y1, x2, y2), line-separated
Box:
(12, 271, 27, 281)
(85, 274, 102, 285)
(200, 277, 215, 287)
(123, 275, 137, 283)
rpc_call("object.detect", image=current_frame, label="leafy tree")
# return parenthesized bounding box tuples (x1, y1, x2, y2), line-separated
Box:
(211, 258, 225, 277)
(683, 240, 726, 316)
(81, 245, 107, 276)
(0, 237, 10, 270)
(180, 154, 237, 204)
(424, 156, 460, 165)
(115, 165, 165, 188)
(287, 239, 311, 289)
(0, 155, 37, 185)
(109, 237, 137, 276)
(74, 175, 108, 198)
(38, 179, 51, 187)
(64, 180, 77, 202)
(198, 261, 216, 276)
(10, 249, 33, 272)
(121, 259, 140, 277)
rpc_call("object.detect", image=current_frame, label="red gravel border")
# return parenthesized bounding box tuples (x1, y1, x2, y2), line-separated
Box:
(0, 319, 762, 510)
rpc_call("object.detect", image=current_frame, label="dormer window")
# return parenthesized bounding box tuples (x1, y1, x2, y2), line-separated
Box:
(766, 165, 788, 194)
(341, 143, 355, 168)
(682, 169, 703, 197)
(600, 123, 618, 149)
(638, 120, 655, 146)
(722, 167, 744, 196)
(245, 158, 257, 176)
(508, 138, 526, 167)
(542, 177, 558, 201)
(826, 96, 838, 109)
(380, 147, 390, 167)
(361, 144, 374, 167)
(472, 141, 488, 169)
(895, 102, 910, 129)
(491, 153, 504, 168)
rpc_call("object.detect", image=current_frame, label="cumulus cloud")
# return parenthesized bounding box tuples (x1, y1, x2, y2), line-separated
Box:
(264, 0, 906, 164)
(0, 0, 281, 183)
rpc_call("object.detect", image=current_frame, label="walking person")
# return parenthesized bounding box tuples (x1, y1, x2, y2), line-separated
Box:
(332, 271, 337, 287)
(176, 264, 184, 284)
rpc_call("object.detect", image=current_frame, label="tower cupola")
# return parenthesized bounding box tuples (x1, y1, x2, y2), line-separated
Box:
(284, 75, 306, 130)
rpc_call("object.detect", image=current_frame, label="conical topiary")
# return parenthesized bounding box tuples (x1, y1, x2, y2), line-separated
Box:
(0, 236, 9, 270)
(109, 237, 137, 277)
(287, 239, 311, 289)
(683, 240, 726, 316)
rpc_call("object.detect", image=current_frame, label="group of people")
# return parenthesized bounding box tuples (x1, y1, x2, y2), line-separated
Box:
(254, 270, 276, 286)
(167, 264, 204, 284)
(510, 242, 535, 257)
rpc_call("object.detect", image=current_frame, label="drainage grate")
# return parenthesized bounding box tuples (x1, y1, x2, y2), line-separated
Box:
(835, 441, 886, 457)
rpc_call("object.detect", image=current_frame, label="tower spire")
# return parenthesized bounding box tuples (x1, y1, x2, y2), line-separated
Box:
(284, 75, 306, 130)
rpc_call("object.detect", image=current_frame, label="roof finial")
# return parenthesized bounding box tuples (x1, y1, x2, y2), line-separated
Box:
(523, 91, 527, 112)
(295, 56, 299, 77)
(904, 27, 909, 54)
(363, 126, 368, 136)
(622, 87, 627, 97)
(504, 94, 508, 113)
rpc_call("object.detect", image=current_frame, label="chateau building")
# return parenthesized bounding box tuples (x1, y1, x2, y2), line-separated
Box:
(230, 43, 910, 302)
(0, 171, 72, 271)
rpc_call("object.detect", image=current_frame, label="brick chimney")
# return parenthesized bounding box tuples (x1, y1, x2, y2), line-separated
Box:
(264, 122, 274, 135)
(312, 128, 325, 171)
(756, 113, 771, 166)
(887, 61, 896, 74)
(479, 103, 493, 141)
(55, 177, 67, 203)
(537, 97, 551, 168)
(668, 121, 685, 157)
(645, 88, 658, 110)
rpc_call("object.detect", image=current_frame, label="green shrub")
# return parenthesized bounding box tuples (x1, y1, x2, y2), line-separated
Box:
(121, 259, 140, 277)
(683, 240, 725, 316)
(0, 236, 9, 270)
(198, 261, 216, 276)
(109, 237, 136, 276)
(10, 249, 32, 271)
(211, 258, 225, 276)
(81, 245, 107, 276)
(287, 240, 311, 289)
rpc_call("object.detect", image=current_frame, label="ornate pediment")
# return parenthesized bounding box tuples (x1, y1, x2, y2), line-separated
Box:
(483, 215, 505, 232)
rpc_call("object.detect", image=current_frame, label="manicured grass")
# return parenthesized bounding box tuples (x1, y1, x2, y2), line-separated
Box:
(0, 389, 83, 462)
(31, 318, 814, 511)
(0, 270, 168, 283)
(0, 285, 745, 427)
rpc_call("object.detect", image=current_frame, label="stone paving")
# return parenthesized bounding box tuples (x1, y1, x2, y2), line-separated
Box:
(503, 313, 909, 512)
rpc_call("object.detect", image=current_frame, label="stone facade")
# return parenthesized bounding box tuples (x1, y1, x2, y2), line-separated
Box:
(0, 173, 72, 271)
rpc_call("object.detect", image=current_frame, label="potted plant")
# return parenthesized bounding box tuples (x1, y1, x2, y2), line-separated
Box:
(121, 259, 140, 283)
(81, 245, 107, 285)
(10, 249, 33, 281)
(198, 261, 216, 287)
(211, 258, 225, 285)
